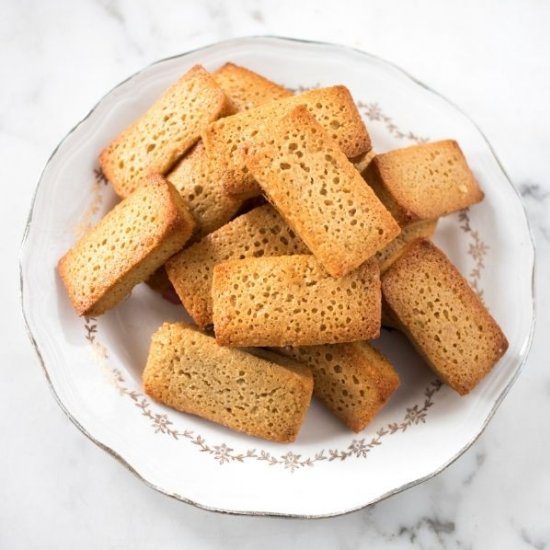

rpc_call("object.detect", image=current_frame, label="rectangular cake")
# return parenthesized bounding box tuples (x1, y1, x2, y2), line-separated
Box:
(212, 255, 381, 347)
(244, 105, 400, 277)
(213, 62, 293, 113)
(364, 140, 484, 225)
(381, 238, 508, 394)
(143, 322, 313, 442)
(100, 65, 229, 197)
(58, 175, 194, 316)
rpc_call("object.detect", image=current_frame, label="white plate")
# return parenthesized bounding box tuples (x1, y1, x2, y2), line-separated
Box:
(20, 36, 535, 518)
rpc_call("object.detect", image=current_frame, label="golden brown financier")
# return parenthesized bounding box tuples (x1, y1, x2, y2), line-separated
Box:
(381, 239, 508, 394)
(143, 322, 313, 442)
(58, 175, 194, 316)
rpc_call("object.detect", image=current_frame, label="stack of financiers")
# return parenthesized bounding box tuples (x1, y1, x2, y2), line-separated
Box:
(58, 62, 508, 443)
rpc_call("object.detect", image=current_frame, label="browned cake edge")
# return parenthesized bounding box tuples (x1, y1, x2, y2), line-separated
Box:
(381, 238, 509, 394)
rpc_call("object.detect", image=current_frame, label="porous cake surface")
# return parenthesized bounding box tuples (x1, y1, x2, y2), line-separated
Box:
(100, 65, 228, 197)
(202, 85, 371, 197)
(166, 204, 309, 328)
(365, 140, 484, 225)
(279, 342, 400, 432)
(167, 141, 242, 238)
(381, 239, 508, 395)
(213, 62, 292, 113)
(143, 322, 313, 442)
(212, 255, 381, 347)
(58, 175, 194, 316)
(245, 105, 400, 277)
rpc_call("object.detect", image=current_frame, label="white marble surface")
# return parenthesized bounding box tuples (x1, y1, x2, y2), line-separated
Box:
(3, 0, 549, 548)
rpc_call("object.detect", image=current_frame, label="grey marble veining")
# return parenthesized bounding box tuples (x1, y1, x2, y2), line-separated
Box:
(519, 181, 550, 242)
(2, 0, 549, 548)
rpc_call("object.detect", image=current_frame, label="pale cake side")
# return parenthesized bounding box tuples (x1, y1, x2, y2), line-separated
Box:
(364, 140, 484, 225)
(202, 85, 372, 197)
(278, 342, 400, 432)
(143, 322, 313, 443)
(165, 204, 309, 328)
(351, 148, 376, 173)
(245, 105, 400, 277)
(381, 239, 508, 395)
(100, 65, 229, 198)
(212, 255, 381, 347)
(145, 267, 180, 304)
(58, 175, 195, 316)
(213, 62, 292, 113)
(375, 219, 438, 273)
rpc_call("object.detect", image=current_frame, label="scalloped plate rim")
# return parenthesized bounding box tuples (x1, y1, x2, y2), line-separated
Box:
(19, 35, 536, 518)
